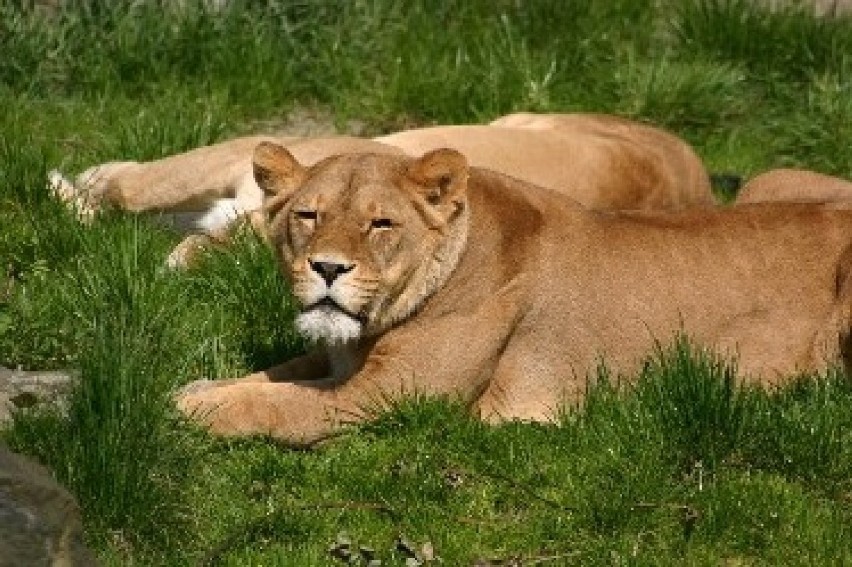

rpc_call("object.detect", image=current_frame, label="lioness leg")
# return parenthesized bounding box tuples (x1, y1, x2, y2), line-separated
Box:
(179, 349, 331, 394)
(177, 381, 355, 444)
(163, 209, 269, 269)
(177, 281, 527, 446)
(474, 336, 590, 424)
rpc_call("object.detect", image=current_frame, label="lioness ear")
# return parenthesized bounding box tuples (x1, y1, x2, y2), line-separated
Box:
(406, 148, 469, 220)
(253, 142, 307, 198)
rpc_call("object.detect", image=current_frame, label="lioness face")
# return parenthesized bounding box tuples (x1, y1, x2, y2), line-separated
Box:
(254, 144, 470, 345)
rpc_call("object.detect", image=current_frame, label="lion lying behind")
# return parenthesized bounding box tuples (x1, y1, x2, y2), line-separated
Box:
(50, 113, 712, 266)
(737, 168, 852, 204)
(177, 144, 852, 446)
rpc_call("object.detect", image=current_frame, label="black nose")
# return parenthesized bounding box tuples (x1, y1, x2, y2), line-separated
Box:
(310, 260, 354, 286)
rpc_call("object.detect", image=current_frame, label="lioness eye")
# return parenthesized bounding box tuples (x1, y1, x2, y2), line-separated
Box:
(370, 218, 394, 230)
(295, 210, 317, 221)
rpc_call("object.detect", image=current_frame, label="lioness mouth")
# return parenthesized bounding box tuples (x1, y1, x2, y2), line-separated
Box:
(303, 297, 363, 321)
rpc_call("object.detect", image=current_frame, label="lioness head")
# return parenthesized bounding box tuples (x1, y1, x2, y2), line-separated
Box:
(253, 143, 470, 345)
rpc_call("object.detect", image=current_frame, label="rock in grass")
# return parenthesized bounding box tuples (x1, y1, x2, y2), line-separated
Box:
(0, 366, 77, 426)
(0, 444, 98, 566)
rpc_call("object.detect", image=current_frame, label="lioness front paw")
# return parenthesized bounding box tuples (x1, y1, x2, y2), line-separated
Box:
(48, 169, 76, 202)
(176, 383, 265, 437)
(175, 382, 338, 446)
(176, 382, 308, 442)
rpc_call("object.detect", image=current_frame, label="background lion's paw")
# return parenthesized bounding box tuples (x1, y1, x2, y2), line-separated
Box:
(47, 169, 97, 222)
(48, 169, 76, 202)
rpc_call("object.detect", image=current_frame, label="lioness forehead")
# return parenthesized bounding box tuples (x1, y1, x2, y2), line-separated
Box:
(299, 154, 412, 209)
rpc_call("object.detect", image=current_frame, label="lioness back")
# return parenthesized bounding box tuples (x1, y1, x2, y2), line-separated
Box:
(546, 200, 852, 383)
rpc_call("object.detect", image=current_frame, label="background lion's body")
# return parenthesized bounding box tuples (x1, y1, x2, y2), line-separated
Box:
(737, 168, 852, 204)
(379, 113, 713, 211)
(55, 113, 712, 237)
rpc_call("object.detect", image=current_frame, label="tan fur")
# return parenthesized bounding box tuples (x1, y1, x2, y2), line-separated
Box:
(380, 113, 713, 211)
(51, 113, 713, 266)
(60, 136, 399, 218)
(177, 146, 852, 446)
(736, 168, 852, 204)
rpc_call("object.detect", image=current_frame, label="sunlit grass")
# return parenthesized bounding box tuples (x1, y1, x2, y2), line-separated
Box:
(2, 1, 851, 564)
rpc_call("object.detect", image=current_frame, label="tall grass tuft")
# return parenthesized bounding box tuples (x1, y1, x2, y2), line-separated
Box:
(743, 370, 852, 489)
(611, 58, 749, 132)
(4, 216, 209, 552)
(0, 115, 60, 206)
(637, 335, 750, 469)
(105, 86, 230, 161)
(770, 75, 852, 176)
(187, 227, 305, 374)
(670, 0, 852, 81)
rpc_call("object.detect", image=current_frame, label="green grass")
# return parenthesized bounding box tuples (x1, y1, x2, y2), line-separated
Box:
(2, 1, 852, 564)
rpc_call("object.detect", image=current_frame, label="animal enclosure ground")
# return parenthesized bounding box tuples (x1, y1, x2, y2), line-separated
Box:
(1, 1, 851, 564)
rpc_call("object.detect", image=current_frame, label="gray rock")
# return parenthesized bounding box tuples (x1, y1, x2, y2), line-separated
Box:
(0, 366, 77, 427)
(0, 444, 98, 566)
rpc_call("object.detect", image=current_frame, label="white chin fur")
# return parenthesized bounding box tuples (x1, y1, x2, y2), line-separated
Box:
(296, 307, 363, 345)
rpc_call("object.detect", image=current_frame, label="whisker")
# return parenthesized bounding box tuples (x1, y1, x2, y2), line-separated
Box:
(346, 283, 380, 291)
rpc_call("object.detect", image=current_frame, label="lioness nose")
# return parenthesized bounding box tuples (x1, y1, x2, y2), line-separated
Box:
(310, 260, 354, 286)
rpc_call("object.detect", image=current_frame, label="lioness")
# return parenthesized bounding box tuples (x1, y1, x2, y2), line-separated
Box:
(50, 113, 712, 266)
(176, 144, 852, 446)
(736, 168, 852, 204)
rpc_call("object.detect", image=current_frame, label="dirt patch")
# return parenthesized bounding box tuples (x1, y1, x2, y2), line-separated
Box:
(760, 0, 852, 15)
(237, 106, 370, 139)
